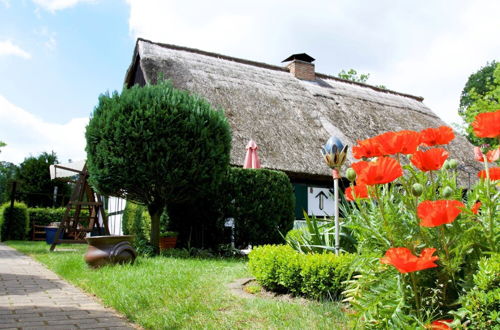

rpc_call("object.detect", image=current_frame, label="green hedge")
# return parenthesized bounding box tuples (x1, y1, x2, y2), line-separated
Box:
(0, 202, 29, 241)
(248, 245, 355, 300)
(456, 254, 500, 328)
(225, 168, 295, 247)
(28, 208, 66, 227)
(122, 201, 151, 241)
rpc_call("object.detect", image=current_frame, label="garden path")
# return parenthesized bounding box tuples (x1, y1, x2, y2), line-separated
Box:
(0, 243, 137, 329)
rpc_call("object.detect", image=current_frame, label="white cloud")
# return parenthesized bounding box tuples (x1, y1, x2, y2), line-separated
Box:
(35, 26, 57, 51)
(32, 0, 96, 12)
(0, 0, 10, 8)
(125, 0, 500, 126)
(0, 95, 87, 165)
(0, 40, 31, 59)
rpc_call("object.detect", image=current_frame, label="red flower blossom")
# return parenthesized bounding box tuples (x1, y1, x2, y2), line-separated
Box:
(471, 202, 481, 215)
(380, 247, 439, 273)
(472, 110, 500, 138)
(474, 147, 500, 163)
(353, 157, 403, 185)
(417, 200, 465, 227)
(345, 184, 370, 201)
(352, 138, 384, 159)
(420, 126, 455, 146)
(410, 148, 449, 172)
(375, 130, 421, 155)
(429, 319, 452, 330)
(478, 167, 500, 180)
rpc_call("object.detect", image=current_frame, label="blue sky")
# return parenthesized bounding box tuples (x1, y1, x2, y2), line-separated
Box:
(1, 0, 499, 164)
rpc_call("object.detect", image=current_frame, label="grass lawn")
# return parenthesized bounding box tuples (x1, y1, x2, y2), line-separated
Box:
(7, 241, 348, 329)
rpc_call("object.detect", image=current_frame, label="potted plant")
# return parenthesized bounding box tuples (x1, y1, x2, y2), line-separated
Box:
(159, 231, 178, 251)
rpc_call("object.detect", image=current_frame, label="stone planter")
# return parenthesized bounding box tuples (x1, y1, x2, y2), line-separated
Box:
(159, 236, 177, 251)
(84, 235, 137, 268)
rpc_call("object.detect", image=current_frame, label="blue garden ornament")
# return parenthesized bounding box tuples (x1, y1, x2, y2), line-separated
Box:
(321, 136, 348, 178)
(320, 136, 349, 256)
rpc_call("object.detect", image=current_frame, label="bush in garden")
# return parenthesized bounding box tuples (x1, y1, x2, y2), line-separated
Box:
(0, 202, 29, 241)
(28, 208, 66, 226)
(225, 168, 295, 247)
(122, 201, 151, 251)
(86, 80, 231, 253)
(453, 254, 500, 329)
(248, 245, 354, 299)
(339, 113, 499, 328)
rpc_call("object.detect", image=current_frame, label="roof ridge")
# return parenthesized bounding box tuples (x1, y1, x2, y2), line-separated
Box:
(136, 38, 424, 102)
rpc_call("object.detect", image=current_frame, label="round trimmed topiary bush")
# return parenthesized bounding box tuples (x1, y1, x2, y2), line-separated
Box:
(86, 80, 232, 252)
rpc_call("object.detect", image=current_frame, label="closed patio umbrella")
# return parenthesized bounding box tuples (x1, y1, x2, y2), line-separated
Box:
(243, 140, 261, 169)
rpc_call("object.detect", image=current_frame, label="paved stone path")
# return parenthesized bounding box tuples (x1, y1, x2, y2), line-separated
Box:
(0, 243, 137, 329)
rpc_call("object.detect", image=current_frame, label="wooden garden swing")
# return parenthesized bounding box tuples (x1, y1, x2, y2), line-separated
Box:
(49, 162, 109, 251)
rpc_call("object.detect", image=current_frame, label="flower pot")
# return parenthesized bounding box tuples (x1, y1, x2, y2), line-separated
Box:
(159, 236, 177, 251)
(84, 235, 136, 268)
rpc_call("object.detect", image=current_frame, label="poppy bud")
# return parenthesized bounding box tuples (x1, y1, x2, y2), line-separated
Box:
(412, 183, 424, 197)
(442, 160, 450, 170)
(448, 159, 458, 169)
(442, 186, 453, 198)
(346, 168, 357, 181)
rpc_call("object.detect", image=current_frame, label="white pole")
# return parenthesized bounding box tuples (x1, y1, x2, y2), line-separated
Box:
(334, 178, 340, 255)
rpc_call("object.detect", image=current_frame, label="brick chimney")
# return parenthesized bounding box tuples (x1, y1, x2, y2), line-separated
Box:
(282, 53, 315, 81)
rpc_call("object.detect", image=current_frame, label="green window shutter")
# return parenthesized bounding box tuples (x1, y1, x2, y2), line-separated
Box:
(293, 183, 307, 219)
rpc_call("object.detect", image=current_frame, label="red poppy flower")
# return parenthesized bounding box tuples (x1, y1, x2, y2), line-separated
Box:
(471, 202, 481, 215)
(472, 110, 500, 138)
(354, 157, 403, 185)
(345, 184, 370, 201)
(352, 138, 384, 159)
(375, 130, 421, 155)
(474, 147, 500, 163)
(478, 167, 500, 180)
(429, 319, 452, 330)
(420, 126, 455, 146)
(417, 200, 465, 227)
(410, 148, 449, 172)
(380, 247, 439, 273)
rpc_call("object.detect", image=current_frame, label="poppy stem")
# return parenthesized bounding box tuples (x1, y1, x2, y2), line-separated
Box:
(409, 272, 421, 318)
(374, 185, 392, 244)
(482, 156, 496, 252)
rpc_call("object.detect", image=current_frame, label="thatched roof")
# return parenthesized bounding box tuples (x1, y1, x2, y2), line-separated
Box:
(125, 38, 481, 186)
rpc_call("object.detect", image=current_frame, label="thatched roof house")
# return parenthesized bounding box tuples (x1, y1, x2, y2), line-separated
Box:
(124, 38, 480, 192)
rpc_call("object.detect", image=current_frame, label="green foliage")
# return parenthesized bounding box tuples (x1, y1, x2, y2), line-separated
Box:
(0, 161, 17, 204)
(340, 150, 498, 326)
(248, 245, 355, 300)
(122, 201, 151, 253)
(224, 168, 295, 247)
(337, 69, 370, 83)
(459, 61, 500, 146)
(284, 212, 356, 254)
(454, 254, 500, 329)
(28, 207, 66, 226)
(459, 60, 497, 115)
(86, 80, 231, 252)
(343, 255, 418, 329)
(0, 202, 29, 241)
(15, 152, 70, 207)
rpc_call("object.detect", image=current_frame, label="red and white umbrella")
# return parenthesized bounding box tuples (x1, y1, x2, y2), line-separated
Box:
(243, 140, 261, 169)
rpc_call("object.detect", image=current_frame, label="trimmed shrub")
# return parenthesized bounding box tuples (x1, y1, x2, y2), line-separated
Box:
(300, 252, 355, 300)
(122, 201, 151, 241)
(86, 80, 231, 252)
(0, 202, 29, 241)
(225, 168, 295, 247)
(28, 208, 66, 226)
(249, 244, 355, 300)
(455, 254, 500, 329)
